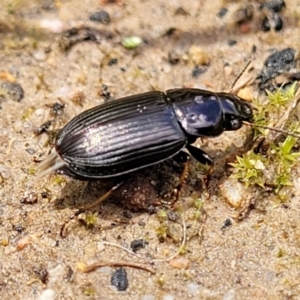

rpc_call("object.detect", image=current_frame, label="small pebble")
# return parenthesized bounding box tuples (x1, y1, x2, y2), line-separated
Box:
(20, 191, 38, 204)
(1, 81, 24, 102)
(220, 178, 248, 208)
(237, 87, 253, 101)
(263, 0, 286, 13)
(111, 268, 128, 291)
(227, 39, 237, 46)
(89, 10, 111, 24)
(130, 239, 147, 252)
(192, 66, 206, 78)
(223, 289, 236, 300)
(37, 289, 56, 300)
(0, 165, 11, 180)
(221, 219, 232, 230)
(168, 51, 180, 65)
(169, 257, 191, 269)
(218, 7, 228, 18)
(33, 50, 47, 61)
(141, 296, 155, 300)
(33, 266, 49, 284)
(16, 235, 32, 251)
(187, 283, 201, 295)
(188, 45, 210, 66)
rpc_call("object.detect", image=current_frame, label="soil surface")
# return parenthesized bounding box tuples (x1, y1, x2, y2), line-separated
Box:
(0, 0, 300, 299)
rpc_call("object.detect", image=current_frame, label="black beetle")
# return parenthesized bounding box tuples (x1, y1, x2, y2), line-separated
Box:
(37, 88, 253, 179)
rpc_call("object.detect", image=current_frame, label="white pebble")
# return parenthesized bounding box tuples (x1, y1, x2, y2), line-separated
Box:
(37, 289, 56, 300)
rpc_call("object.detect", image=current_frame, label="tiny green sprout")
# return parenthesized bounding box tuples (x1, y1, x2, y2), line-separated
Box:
(277, 248, 285, 258)
(21, 107, 35, 121)
(122, 36, 142, 49)
(230, 151, 266, 188)
(84, 212, 98, 229)
(7, 0, 20, 14)
(82, 286, 95, 296)
(156, 225, 168, 241)
(28, 166, 36, 175)
(271, 136, 300, 193)
(179, 245, 188, 255)
(52, 175, 66, 186)
(266, 82, 297, 108)
(157, 209, 168, 221)
(193, 210, 202, 221)
(194, 198, 204, 210)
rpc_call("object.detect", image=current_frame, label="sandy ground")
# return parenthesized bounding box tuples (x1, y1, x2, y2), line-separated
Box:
(1, 0, 300, 299)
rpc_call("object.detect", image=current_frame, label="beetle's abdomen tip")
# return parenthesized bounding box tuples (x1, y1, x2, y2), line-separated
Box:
(36, 150, 66, 179)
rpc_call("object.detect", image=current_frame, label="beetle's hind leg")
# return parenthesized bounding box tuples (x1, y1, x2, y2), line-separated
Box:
(60, 181, 123, 238)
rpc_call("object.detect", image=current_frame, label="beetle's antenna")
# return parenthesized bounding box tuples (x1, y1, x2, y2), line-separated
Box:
(243, 121, 300, 139)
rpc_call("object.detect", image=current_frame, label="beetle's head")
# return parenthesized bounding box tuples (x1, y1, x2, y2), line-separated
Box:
(218, 93, 253, 131)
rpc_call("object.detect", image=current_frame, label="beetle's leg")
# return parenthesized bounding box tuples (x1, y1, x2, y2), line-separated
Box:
(186, 144, 213, 165)
(60, 181, 123, 238)
(168, 151, 191, 203)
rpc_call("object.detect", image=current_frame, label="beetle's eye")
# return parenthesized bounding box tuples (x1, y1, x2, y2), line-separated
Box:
(230, 119, 241, 130)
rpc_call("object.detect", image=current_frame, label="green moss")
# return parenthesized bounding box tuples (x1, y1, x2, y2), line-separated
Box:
(232, 84, 300, 197)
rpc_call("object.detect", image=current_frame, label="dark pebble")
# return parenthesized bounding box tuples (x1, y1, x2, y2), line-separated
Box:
(14, 224, 24, 233)
(167, 211, 180, 222)
(258, 47, 296, 90)
(261, 14, 283, 32)
(111, 268, 128, 291)
(221, 218, 232, 229)
(108, 58, 118, 66)
(1, 81, 24, 102)
(130, 239, 148, 252)
(41, 191, 49, 198)
(89, 10, 111, 24)
(168, 51, 180, 65)
(192, 66, 206, 78)
(228, 39, 237, 46)
(218, 7, 228, 18)
(263, 0, 286, 13)
(99, 84, 111, 101)
(33, 266, 49, 284)
(26, 148, 36, 155)
(51, 102, 65, 116)
(20, 191, 38, 204)
(265, 48, 295, 75)
(34, 120, 53, 135)
(174, 7, 189, 16)
(122, 210, 132, 219)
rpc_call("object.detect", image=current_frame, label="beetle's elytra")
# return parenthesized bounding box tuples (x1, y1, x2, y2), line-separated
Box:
(37, 88, 253, 180)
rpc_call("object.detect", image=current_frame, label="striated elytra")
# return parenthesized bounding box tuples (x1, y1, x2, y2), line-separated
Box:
(37, 88, 253, 180)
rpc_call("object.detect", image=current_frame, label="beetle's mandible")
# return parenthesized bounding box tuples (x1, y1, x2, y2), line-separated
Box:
(37, 88, 253, 180)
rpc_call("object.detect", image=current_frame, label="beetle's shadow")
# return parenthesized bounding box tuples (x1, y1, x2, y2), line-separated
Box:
(53, 158, 198, 223)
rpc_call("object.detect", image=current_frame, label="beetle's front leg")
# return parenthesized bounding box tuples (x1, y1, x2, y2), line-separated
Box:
(186, 144, 213, 165)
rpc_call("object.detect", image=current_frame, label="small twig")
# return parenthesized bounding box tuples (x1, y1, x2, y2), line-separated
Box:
(98, 241, 149, 261)
(83, 261, 156, 274)
(229, 61, 255, 94)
